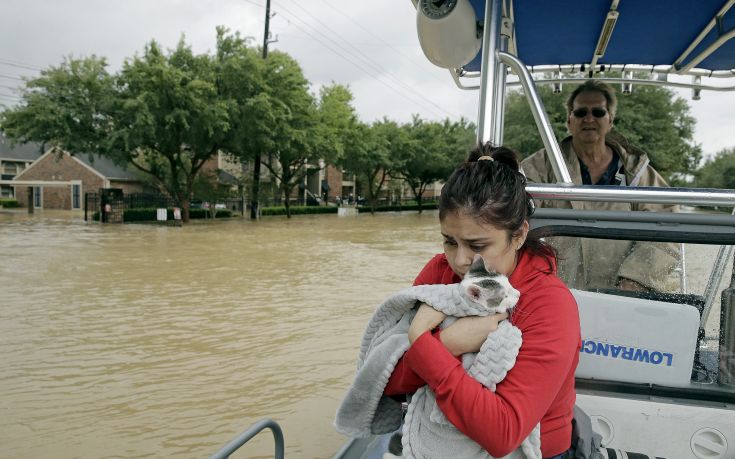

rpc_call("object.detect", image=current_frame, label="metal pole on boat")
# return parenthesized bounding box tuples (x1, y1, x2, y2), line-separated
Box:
(490, 11, 510, 145)
(718, 250, 735, 386)
(497, 53, 573, 184)
(701, 207, 735, 331)
(476, 0, 502, 144)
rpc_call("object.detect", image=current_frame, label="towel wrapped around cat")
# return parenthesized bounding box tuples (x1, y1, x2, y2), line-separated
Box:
(334, 258, 541, 459)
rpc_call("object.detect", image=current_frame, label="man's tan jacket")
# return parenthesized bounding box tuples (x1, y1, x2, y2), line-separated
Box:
(521, 136, 680, 291)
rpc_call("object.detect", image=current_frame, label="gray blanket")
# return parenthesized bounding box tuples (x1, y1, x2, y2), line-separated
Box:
(334, 283, 541, 459)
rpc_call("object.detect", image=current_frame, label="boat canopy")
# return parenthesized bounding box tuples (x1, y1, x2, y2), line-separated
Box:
(462, 0, 735, 75)
(414, 0, 735, 189)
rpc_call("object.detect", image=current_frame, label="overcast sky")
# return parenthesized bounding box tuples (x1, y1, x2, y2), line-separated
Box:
(1, 0, 734, 158)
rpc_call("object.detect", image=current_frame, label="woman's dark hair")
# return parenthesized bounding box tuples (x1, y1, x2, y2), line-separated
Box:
(439, 143, 557, 268)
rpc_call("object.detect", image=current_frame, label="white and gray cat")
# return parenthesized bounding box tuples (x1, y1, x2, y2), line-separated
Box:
(460, 254, 520, 315)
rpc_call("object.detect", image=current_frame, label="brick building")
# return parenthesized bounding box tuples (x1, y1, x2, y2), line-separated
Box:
(0, 134, 43, 199)
(13, 148, 145, 210)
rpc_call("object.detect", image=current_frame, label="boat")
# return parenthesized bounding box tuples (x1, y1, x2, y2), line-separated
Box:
(211, 1, 735, 457)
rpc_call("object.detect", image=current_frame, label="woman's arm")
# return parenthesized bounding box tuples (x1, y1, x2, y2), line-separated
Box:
(403, 286, 580, 457)
(439, 313, 508, 356)
(385, 305, 508, 393)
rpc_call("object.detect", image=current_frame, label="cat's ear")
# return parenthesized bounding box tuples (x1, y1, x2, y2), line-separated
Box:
(467, 285, 482, 302)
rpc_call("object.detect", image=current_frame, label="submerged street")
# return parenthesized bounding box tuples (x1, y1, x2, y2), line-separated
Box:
(0, 210, 441, 458)
(1, 209, 731, 458)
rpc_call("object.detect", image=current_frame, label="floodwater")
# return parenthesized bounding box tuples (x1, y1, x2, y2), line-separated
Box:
(1, 209, 732, 459)
(0, 209, 442, 459)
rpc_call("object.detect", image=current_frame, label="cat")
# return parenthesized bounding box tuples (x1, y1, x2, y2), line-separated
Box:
(460, 254, 520, 314)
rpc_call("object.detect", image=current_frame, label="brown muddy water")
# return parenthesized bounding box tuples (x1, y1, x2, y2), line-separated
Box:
(1, 209, 731, 458)
(0, 209, 442, 459)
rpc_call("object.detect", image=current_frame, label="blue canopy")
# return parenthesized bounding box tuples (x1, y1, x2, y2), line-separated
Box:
(463, 0, 735, 72)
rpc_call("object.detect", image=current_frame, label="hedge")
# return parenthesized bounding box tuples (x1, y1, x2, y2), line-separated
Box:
(258, 203, 437, 216)
(0, 199, 19, 208)
(92, 207, 232, 222)
(260, 205, 338, 216)
(357, 202, 438, 213)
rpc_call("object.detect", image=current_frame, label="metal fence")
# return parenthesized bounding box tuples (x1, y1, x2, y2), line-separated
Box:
(84, 191, 251, 221)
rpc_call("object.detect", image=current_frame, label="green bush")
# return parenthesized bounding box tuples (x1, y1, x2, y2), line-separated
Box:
(0, 198, 19, 208)
(357, 202, 438, 213)
(260, 206, 338, 216)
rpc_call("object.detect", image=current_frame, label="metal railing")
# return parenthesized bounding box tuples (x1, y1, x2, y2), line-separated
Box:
(209, 418, 284, 459)
(526, 184, 735, 207)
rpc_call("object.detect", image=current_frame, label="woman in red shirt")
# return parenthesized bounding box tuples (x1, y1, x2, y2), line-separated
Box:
(384, 144, 581, 458)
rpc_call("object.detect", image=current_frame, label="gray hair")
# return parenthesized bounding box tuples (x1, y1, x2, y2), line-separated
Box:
(566, 80, 617, 118)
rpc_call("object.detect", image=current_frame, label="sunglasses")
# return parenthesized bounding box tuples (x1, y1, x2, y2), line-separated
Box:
(572, 107, 608, 118)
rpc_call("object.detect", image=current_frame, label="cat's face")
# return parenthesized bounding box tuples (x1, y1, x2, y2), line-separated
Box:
(460, 255, 520, 313)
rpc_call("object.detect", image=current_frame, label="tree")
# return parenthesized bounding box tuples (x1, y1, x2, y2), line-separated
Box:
(192, 169, 236, 219)
(339, 119, 407, 214)
(255, 51, 319, 218)
(503, 74, 702, 180)
(1, 55, 114, 156)
(215, 27, 272, 219)
(395, 116, 475, 212)
(313, 83, 358, 166)
(105, 39, 232, 222)
(696, 148, 735, 190)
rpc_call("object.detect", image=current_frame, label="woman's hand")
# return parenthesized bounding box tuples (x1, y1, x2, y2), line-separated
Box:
(408, 304, 446, 344)
(440, 313, 509, 356)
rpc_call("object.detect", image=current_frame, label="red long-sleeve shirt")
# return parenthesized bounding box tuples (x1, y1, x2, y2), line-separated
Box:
(385, 250, 581, 458)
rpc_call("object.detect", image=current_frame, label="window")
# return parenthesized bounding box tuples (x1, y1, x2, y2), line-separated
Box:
(2, 162, 18, 175)
(72, 184, 81, 209)
(33, 186, 42, 208)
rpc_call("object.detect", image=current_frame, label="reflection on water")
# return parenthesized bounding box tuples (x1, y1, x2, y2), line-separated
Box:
(0, 209, 442, 459)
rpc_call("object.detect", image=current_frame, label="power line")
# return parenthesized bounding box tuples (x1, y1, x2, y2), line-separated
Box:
(274, 2, 457, 119)
(317, 0, 447, 85)
(279, 0, 456, 118)
(0, 58, 43, 72)
(0, 94, 21, 103)
(241, 0, 457, 119)
(0, 73, 26, 82)
(0, 83, 22, 91)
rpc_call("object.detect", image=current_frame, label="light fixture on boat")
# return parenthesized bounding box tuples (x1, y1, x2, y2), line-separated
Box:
(416, 0, 482, 69)
(692, 75, 702, 100)
(593, 9, 619, 59)
(622, 71, 633, 95)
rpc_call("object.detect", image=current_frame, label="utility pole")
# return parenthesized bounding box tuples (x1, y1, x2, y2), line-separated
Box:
(250, 0, 271, 220)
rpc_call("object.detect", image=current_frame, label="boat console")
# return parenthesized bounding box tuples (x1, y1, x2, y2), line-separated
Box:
(574, 289, 700, 388)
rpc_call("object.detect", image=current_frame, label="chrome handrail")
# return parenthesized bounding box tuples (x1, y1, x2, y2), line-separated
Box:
(476, 0, 503, 145)
(527, 184, 735, 207)
(209, 418, 284, 459)
(498, 51, 573, 184)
